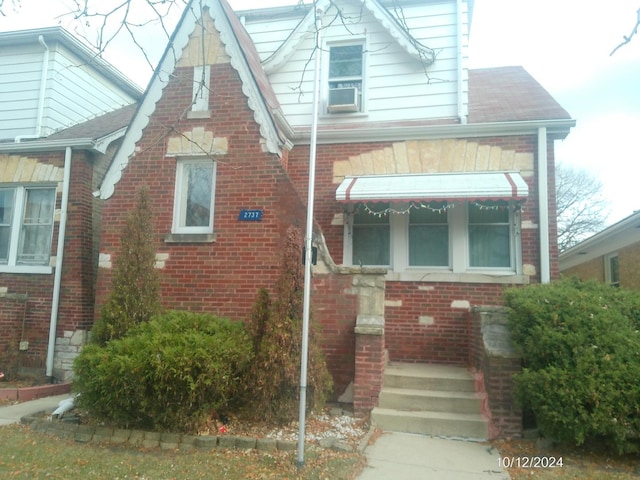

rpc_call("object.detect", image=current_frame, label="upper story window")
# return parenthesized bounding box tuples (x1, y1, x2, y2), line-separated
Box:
(345, 201, 521, 277)
(172, 158, 216, 235)
(327, 44, 364, 113)
(0, 186, 56, 272)
(190, 65, 211, 114)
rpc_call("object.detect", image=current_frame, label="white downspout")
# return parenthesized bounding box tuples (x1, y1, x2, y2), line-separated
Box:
(456, 0, 466, 124)
(46, 146, 72, 379)
(538, 127, 551, 283)
(15, 35, 49, 143)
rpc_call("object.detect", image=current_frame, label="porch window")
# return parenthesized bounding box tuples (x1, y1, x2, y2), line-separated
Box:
(468, 202, 511, 268)
(0, 186, 56, 269)
(345, 201, 520, 275)
(172, 158, 216, 234)
(408, 204, 449, 267)
(352, 203, 390, 266)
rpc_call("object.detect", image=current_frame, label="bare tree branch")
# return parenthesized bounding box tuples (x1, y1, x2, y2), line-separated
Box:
(610, 6, 640, 56)
(556, 163, 610, 251)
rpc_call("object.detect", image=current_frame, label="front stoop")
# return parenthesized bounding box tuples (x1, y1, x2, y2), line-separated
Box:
(371, 363, 489, 440)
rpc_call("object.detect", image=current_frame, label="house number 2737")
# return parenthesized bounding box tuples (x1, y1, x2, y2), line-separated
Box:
(238, 209, 263, 221)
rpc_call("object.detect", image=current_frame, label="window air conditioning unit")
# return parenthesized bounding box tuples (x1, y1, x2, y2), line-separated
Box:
(327, 87, 360, 113)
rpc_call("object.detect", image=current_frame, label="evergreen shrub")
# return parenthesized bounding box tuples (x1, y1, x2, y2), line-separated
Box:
(91, 187, 162, 345)
(243, 226, 333, 424)
(73, 311, 253, 433)
(505, 278, 640, 453)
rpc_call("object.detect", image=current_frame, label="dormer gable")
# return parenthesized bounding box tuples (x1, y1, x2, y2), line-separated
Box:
(261, 0, 435, 75)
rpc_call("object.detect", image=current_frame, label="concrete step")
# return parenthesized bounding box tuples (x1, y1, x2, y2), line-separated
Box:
(383, 363, 475, 392)
(378, 387, 483, 414)
(371, 407, 489, 440)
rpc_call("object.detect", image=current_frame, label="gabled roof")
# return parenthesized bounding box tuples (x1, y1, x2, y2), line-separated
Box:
(469, 66, 572, 123)
(0, 104, 136, 154)
(260, 0, 434, 74)
(560, 210, 640, 271)
(99, 0, 289, 200)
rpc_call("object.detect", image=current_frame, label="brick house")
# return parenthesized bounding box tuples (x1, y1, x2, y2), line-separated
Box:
(94, 0, 574, 438)
(560, 210, 640, 289)
(0, 27, 141, 380)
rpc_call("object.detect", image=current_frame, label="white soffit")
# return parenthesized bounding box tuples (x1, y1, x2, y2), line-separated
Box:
(336, 172, 529, 203)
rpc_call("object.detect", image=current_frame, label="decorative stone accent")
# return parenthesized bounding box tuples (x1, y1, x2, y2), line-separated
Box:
(54, 329, 89, 381)
(0, 154, 64, 184)
(332, 139, 535, 183)
(451, 300, 471, 310)
(154, 252, 170, 269)
(98, 253, 112, 269)
(176, 10, 231, 67)
(166, 127, 228, 157)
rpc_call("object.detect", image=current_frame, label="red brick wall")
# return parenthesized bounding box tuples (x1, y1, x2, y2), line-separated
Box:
(384, 282, 508, 364)
(0, 150, 103, 374)
(311, 272, 359, 395)
(58, 152, 100, 333)
(96, 62, 307, 325)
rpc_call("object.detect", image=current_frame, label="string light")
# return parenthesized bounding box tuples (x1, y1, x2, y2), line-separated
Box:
(358, 201, 453, 217)
(347, 200, 525, 219)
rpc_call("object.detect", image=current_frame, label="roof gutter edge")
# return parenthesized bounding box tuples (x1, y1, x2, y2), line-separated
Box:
(293, 118, 576, 144)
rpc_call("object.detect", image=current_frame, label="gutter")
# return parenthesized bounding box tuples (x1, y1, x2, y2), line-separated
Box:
(291, 118, 576, 144)
(538, 127, 551, 283)
(15, 35, 49, 142)
(46, 146, 72, 380)
(456, 0, 467, 124)
(0, 137, 115, 154)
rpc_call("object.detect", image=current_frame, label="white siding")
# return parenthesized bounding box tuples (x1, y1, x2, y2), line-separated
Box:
(243, 0, 467, 129)
(44, 45, 136, 135)
(0, 39, 137, 141)
(0, 45, 45, 139)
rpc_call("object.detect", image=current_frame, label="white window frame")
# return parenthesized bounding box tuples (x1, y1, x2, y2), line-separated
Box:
(172, 158, 216, 235)
(324, 40, 367, 114)
(192, 65, 211, 112)
(0, 185, 56, 274)
(344, 202, 523, 281)
(604, 253, 620, 287)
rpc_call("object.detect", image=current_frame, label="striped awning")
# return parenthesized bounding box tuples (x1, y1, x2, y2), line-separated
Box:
(336, 172, 529, 203)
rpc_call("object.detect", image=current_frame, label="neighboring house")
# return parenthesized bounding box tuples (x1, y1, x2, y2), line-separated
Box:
(560, 210, 640, 288)
(0, 27, 142, 380)
(92, 0, 573, 437)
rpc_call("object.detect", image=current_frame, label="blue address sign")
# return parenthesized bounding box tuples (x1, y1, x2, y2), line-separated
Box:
(238, 209, 263, 221)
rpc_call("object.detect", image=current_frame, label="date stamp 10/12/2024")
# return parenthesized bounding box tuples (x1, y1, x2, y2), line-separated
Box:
(498, 457, 564, 469)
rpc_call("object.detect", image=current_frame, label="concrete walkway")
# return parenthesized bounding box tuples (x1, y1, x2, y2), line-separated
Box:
(357, 432, 510, 479)
(0, 394, 72, 426)
(2, 396, 510, 479)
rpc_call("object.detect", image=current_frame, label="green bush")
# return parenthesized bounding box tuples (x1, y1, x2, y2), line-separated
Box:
(505, 278, 640, 453)
(74, 311, 253, 433)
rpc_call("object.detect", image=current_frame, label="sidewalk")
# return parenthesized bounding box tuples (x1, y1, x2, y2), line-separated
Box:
(357, 432, 510, 479)
(0, 394, 72, 426)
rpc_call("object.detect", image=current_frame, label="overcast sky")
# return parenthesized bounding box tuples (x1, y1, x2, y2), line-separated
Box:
(1, 0, 638, 225)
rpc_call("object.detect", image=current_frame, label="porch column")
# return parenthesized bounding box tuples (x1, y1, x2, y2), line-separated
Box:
(352, 273, 386, 415)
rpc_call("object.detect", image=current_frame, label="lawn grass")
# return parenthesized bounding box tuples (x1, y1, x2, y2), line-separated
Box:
(494, 438, 640, 479)
(0, 424, 364, 479)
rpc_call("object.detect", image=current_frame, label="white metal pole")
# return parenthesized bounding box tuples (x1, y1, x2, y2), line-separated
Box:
(297, 6, 323, 468)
